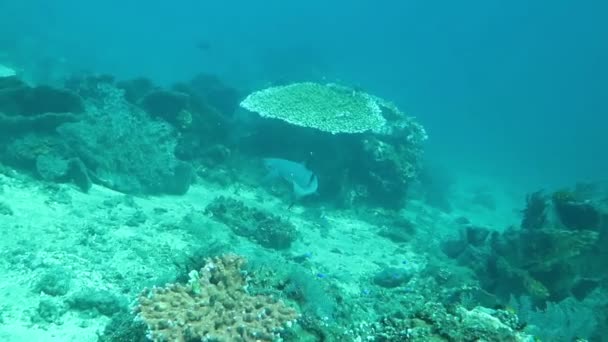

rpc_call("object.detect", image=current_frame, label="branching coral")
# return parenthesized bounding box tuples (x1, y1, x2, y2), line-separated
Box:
(135, 254, 299, 342)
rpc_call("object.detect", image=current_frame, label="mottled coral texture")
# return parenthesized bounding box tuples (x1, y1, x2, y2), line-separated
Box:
(136, 254, 298, 342)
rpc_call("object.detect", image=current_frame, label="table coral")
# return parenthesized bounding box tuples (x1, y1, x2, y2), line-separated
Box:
(241, 82, 386, 134)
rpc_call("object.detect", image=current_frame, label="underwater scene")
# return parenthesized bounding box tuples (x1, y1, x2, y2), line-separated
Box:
(0, 1, 607, 341)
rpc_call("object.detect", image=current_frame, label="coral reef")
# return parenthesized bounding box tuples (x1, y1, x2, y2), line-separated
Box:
(135, 254, 299, 341)
(238, 82, 427, 208)
(57, 81, 192, 195)
(443, 187, 608, 312)
(113, 74, 237, 168)
(510, 295, 600, 341)
(5, 64, 600, 341)
(372, 305, 526, 341)
(205, 196, 298, 249)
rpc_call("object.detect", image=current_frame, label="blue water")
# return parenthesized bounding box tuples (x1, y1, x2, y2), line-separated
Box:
(2, 0, 606, 189)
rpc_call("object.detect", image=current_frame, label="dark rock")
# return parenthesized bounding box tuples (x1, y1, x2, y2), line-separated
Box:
(164, 161, 193, 195)
(0, 75, 23, 89)
(34, 267, 72, 296)
(465, 225, 490, 247)
(68, 158, 92, 192)
(139, 90, 190, 126)
(376, 214, 416, 243)
(36, 154, 69, 181)
(0, 202, 13, 216)
(554, 200, 601, 231)
(67, 289, 127, 316)
(116, 77, 157, 104)
(571, 279, 599, 301)
(125, 210, 147, 227)
(441, 239, 467, 259)
(521, 191, 547, 230)
(64, 73, 115, 100)
(0, 78, 83, 116)
(454, 216, 471, 225)
(205, 196, 298, 249)
(455, 245, 490, 271)
(0, 111, 78, 135)
(373, 267, 412, 288)
(98, 312, 148, 342)
(34, 298, 67, 324)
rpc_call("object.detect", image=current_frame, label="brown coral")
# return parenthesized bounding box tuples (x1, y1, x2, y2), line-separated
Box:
(135, 254, 299, 342)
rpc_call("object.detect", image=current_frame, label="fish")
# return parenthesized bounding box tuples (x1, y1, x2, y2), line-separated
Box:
(263, 158, 318, 199)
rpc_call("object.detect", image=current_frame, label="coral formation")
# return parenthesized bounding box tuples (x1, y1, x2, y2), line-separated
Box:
(238, 82, 427, 208)
(241, 82, 387, 134)
(57, 81, 192, 195)
(443, 187, 608, 310)
(112, 74, 237, 167)
(135, 254, 298, 341)
(205, 196, 298, 249)
(359, 276, 532, 341)
(510, 295, 600, 341)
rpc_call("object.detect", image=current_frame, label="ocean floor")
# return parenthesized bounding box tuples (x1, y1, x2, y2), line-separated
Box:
(0, 166, 522, 341)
